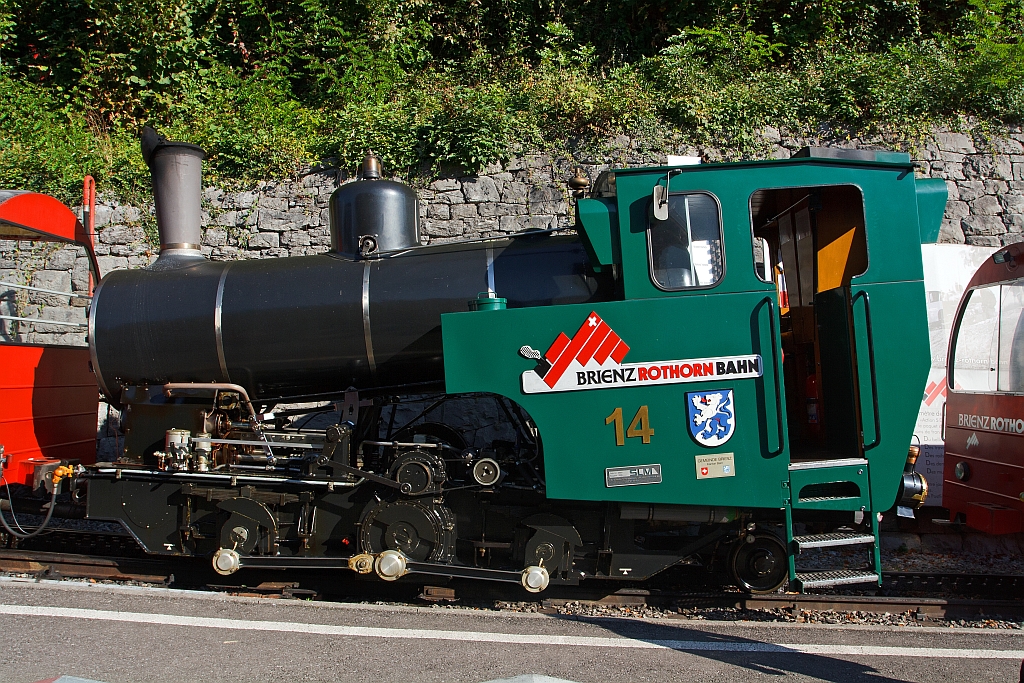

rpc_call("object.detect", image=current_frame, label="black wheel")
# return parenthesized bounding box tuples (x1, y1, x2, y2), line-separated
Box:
(729, 533, 788, 593)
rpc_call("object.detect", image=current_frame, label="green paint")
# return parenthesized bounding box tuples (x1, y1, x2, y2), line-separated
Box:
(915, 177, 948, 243)
(443, 153, 931, 515)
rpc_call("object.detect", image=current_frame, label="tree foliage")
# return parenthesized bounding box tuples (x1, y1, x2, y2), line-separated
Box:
(0, 0, 1021, 200)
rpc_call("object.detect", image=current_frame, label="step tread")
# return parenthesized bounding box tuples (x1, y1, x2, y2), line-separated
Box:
(788, 458, 868, 471)
(796, 570, 880, 589)
(793, 532, 876, 549)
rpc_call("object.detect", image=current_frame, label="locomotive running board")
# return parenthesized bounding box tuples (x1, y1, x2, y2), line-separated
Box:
(235, 554, 527, 584)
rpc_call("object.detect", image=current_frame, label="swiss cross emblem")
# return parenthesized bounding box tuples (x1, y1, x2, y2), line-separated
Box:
(700, 467, 709, 476)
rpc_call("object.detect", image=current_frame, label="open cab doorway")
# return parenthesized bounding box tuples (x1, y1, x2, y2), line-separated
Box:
(752, 185, 870, 465)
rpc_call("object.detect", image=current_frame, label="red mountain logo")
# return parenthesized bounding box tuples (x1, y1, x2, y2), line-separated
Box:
(532, 311, 630, 388)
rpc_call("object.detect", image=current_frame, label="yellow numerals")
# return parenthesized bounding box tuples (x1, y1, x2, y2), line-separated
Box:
(605, 406, 654, 446)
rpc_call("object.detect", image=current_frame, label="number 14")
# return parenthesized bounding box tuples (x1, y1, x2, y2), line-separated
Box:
(605, 406, 654, 446)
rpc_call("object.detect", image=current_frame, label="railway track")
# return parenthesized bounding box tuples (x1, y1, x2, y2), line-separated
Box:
(1, 546, 1022, 622)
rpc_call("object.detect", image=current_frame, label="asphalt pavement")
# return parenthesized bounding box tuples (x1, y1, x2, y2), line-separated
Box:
(0, 578, 1021, 683)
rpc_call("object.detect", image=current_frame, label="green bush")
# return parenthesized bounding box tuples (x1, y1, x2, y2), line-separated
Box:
(0, 0, 1021, 199)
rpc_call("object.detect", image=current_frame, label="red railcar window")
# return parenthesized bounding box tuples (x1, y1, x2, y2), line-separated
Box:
(952, 284, 999, 392)
(997, 282, 1024, 392)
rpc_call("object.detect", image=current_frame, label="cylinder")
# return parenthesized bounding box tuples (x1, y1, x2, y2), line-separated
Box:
(90, 234, 612, 402)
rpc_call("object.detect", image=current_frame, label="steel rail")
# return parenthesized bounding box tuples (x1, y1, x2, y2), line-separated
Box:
(1, 544, 1022, 621)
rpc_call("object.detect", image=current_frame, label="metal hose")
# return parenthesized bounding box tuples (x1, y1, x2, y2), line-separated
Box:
(0, 481, 58, 539)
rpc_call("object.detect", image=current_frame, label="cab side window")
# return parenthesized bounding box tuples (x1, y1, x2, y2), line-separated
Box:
(649, 193, 723, 290)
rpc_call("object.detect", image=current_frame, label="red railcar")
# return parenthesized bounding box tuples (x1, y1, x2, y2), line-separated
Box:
(945, 242, 1024, 533)
(0, 183, 101, 490)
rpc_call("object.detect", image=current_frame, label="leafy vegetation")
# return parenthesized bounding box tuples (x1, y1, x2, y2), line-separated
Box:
(0, 0, 1021, 201)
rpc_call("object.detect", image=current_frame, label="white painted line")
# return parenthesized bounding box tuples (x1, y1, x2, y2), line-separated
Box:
(1, 604, 1022, 659)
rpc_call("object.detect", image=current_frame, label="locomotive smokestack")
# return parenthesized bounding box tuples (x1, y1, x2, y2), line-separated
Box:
(140, 126, 206, 266)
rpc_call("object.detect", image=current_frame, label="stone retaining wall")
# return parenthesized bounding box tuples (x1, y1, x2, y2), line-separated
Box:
(3, 126, 1023, 350)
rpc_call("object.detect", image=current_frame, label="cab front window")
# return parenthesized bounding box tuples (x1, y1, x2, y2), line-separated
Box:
(648, 193, 723, 290)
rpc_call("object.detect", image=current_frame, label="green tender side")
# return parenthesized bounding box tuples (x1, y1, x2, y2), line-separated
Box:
(443, 155, 932, 512)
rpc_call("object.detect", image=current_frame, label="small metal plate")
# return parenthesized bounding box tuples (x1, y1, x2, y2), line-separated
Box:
(605, 464, 662, 487)
(695, 453, 736, 479)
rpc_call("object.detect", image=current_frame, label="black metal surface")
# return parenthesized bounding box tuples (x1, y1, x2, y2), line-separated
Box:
(92, 234, 610, 401)
(329, 177, 419, 255)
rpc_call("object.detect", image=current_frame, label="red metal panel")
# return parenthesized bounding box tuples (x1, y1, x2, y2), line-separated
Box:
(944, 391, 1024, 532)
(0, 191, 101, 285)
(0, 344, 98, 487)
(966, 502, 1022, 534)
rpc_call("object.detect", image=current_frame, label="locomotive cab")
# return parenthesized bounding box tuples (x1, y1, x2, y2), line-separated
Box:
(445, 147, 939, 589)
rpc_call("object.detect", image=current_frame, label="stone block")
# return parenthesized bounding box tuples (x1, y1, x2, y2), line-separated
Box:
(944, 179, 960, 200)
(258, 209, 301, 232)
(45, 247, 78, 271)
(422, 219, 466, 238)
(957, 181, 985, 202)
(502, 183, 529, 203)
(461, 177, 500, 203)
(451, 203, 479, 219)
(258, 196, 288, 211)
(963, 215, 1006, 235)
(250, 232, 280, 249)
(984, 180, 1008, 195)
(945, 200, 970, 220)
(204, 187, 225, 205)
(970, 194, 1002, 216)
(1005, 214, 1024, 233)
(934, 132, 976, 154)
(472, 217, 499, 233)
(111, 206, 141, 224)
(72, 257, 92, 292)
(529, 201, 566, 215)
(499, 215, 556, 232)
(529, 185, 562, 203)
(211, 246, 240, 260)
(203, 228, 227, 247)
(96, 255, 129, 272)
(92, 204, 114, 228)
(280, 231, 311, 247)
(1014, 163, 1024, 181)
(230, 191, 258, 209)
(438, 190, 465, 205)
(28, 271, 71, 306)
(427, 203, 451, 220)
(989, 137, 1024, 154)
(966, 155, 1012, 181)
(430, 178, 459, 192)
(109, 245, 130, 256)
(491, 203, 527, 217)
(99, 225, 145, 245)
(1001, 193, 1024, 214)
(215, 211, 239, 227)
